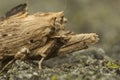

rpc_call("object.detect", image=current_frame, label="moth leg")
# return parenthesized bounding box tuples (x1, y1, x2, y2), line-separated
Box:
(14, 47, 30, 60)
(0, 59, 15, 73)
(38, 57, 45, 69)
(0, 47, 30, 73)
(34, 40, 56, 69)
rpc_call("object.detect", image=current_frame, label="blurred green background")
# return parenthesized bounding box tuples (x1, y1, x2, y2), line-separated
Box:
(0, 0, 120, 59)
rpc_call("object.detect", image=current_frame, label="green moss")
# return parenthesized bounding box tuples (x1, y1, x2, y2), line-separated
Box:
(50, 74, 58, 80)
(66, 74, 73, 80)
(106, 61, 120, 69)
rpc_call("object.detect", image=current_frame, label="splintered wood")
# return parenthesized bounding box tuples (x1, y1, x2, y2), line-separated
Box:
(0, 3, 99, 70)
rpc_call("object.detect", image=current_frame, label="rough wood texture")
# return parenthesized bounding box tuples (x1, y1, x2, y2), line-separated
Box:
(0, 3, 99, 70)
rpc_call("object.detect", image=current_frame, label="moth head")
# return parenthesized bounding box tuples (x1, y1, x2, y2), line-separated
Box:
(47, 11, 67, 30)
(34, 11, 67, 30)
(52, 11, 67, 25)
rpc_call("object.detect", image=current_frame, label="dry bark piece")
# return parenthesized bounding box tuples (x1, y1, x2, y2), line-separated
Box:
(0, 3, 99, 71)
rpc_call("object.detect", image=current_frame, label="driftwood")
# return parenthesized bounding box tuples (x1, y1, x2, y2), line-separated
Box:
(0, 3, 99, 71)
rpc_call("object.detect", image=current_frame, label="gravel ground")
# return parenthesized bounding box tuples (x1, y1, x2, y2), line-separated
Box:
(0, 47, 120, 80)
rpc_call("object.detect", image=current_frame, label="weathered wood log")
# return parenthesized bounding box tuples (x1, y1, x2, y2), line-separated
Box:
(0, 3, 99, 71)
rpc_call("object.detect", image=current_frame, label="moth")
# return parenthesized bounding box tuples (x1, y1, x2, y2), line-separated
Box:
(0, 3, 99, 72)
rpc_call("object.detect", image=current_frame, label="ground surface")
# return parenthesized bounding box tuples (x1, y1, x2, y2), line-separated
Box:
(0, 47, 120, 80)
